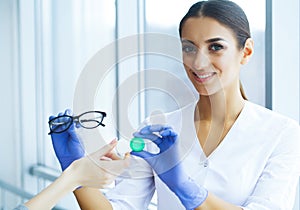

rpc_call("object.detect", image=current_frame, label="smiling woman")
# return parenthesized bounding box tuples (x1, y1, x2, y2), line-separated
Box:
(70, 1, 300, 210)
(145, 0, 266, 109)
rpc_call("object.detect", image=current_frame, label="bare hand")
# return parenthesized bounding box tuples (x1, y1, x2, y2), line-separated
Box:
(68, 139, 130, 189)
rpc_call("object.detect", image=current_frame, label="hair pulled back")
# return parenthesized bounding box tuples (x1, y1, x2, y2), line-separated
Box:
(179, 0, 251, 49)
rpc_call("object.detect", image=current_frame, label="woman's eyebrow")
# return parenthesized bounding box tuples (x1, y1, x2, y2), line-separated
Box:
(181, 39, 196, 45)
(181, 38, 226, 45)
(205, 37, 226, 43)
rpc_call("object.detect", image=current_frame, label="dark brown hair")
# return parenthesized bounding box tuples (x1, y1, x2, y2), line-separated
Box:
(179, 0, 251, 49)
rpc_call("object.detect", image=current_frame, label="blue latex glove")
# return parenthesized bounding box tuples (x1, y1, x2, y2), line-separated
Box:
(49, 109, 85, 171)
(131, 125, 208, 209)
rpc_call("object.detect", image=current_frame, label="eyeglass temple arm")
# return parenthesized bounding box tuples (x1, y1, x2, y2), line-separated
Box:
(79, 118, 106, 127)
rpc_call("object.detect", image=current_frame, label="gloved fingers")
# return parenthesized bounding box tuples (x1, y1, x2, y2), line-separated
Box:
(135, 125, 175, 147)
(64, 109, 82, 129)
(49, 114, 69, 138)
(49, 108, 72, 120)
(68, 123, 78, 136)
(48, 110, 64, 122)
(64, 109, 73, 116)
(152, 137, 163, 145)
(133, 132, 166, 148)
(64, 109, 81, 129)
(75, 122, 81, 128)
(65, 110, 77, 130)
(148, 124, 172, 133)
(67, 124, 84, 146)
(139, 124, 171, 134)
(58, 111, 64, 117)
(130, 150, 155, 159)
(52, 112, 67, 129)
(138, 125, 153, 135)
(133, 131, 160, 142)
(49, 112, 71, 135)
(135, 125, 176, 145)
(160, 127, 178, 138)
(49, 115, 56, 121)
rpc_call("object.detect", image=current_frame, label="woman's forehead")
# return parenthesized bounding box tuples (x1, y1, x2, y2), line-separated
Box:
(181, 17, 236, 43)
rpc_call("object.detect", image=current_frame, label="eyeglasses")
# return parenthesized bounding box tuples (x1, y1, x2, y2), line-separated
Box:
(48, 111, 106, 134)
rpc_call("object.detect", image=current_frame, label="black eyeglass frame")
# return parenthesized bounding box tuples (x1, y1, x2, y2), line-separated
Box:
(48, 111, 106, 134)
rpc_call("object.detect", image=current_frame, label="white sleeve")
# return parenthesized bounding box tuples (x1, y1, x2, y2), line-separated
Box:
(105, 156, 156, 210)
(243, 120, 300, 210)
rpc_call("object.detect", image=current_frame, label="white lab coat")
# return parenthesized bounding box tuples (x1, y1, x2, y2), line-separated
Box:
(106, 100, 300, 210)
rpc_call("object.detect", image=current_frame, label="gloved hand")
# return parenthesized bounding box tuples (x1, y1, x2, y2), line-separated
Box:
(49, 109, 85, 171)
(131, 125, 208, 209)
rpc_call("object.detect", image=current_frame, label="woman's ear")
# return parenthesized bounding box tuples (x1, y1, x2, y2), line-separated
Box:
(240, 38, 254, 65)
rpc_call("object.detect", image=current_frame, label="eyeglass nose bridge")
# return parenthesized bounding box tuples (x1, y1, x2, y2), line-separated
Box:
(72, 116, 81, 127)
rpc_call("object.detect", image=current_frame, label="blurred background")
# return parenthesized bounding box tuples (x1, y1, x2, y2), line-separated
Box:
(0, 0, 299, 209)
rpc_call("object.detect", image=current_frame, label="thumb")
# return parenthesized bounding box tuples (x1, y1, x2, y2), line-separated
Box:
(68, 123, 79, 139)
(90, 139, 118, 160)
(130, 150, 154, 159)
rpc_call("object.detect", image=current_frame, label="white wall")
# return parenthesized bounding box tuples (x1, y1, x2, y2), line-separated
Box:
(272, 1, 300, 210)
(0, 0, 28, 206)
(272, 1, 300, 122)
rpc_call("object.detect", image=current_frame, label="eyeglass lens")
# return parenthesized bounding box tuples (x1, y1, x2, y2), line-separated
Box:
(49, 116, 73, 133)
(78, 112, 105, 128)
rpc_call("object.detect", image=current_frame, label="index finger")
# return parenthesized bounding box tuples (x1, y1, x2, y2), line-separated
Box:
(105, 152, 121, 160)
(139, 124, 171, 134)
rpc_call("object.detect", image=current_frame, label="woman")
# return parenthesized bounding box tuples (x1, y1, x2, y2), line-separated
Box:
(16, 0, 300, 209)
(72, 0, 300, 209)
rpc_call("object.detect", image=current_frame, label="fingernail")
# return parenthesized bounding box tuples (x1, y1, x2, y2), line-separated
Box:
(110, 139, 117, 145)
(124, 152, 131, 162)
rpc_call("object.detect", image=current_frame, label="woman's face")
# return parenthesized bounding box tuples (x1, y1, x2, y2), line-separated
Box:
(181, 17, 245, 96)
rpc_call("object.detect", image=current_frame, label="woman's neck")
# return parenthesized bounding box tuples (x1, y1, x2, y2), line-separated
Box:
(196, 87, 245, 123)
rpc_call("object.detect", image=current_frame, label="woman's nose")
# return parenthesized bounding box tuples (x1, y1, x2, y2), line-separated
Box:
(192, 50, 209, 70)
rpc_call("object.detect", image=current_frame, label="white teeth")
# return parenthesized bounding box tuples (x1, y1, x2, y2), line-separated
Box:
(196, 73, 213, 79)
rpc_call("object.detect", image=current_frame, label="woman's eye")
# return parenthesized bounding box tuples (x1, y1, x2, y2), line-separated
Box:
(209, 44, 224, 51)
(182, 45, 197, 54)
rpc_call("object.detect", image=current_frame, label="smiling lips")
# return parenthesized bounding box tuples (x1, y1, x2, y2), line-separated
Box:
(192, 71, 216, 83)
